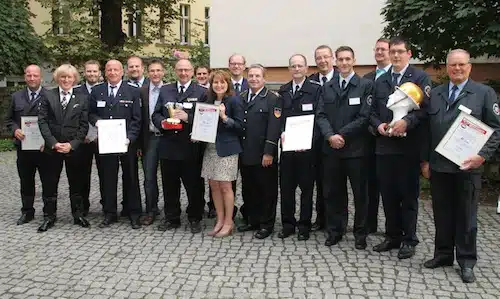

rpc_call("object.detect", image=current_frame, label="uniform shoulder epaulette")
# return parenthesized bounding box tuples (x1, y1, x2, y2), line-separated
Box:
(94, 82, 105, 87)
(309, 80, 321, 85)
(270, 90, 280, 97)
(74, 84, 82, 88)
(127, 82, 139, 88)
(241, 90, 249, 96)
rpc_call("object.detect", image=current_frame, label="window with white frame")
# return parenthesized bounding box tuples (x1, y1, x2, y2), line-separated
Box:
(127, 5, 143, 39)
(180, 4, 190, 45)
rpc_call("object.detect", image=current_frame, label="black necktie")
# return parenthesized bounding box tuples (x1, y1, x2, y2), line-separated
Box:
(249, 93, 255, 102)
(294, 85, 300, 95)
(392, 73, 400, 87)
(321, 76, 327, 86)
(449, 85, 458, 104)
(234, 83, 240, 92)
(341, 80, 347, 90)
(30, 92, 36, 102)
(109, 86, 116, 98)
(179, 85, 185, 96)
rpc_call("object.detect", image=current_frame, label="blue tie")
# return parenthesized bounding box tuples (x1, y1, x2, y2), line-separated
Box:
(392, 73, 400, 87)
(449, 85, 458, 103)
(375, 69, 385, 80)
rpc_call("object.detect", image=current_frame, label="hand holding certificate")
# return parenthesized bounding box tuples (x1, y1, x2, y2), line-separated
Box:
(21, 116, 44, 151)
(97, 119, 128, 154)
(282, 115, 315, 152)
(191, 103, 220, 143)
(435, 112, 493, 167)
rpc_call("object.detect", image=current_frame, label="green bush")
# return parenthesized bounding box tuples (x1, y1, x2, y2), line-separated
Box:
(0, 139, 15, 152)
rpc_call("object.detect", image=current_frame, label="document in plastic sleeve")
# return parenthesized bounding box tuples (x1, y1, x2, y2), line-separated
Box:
(191, 103, 219, 143)
(97, 119, 128, 154)
(21, 116, 44, 150)
(282, 115, 315, 152)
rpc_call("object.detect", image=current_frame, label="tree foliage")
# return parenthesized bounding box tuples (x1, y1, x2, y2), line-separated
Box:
(382, 0, 500, 65)
(0, 0, 45, 76)
(35, 0, 194, 68)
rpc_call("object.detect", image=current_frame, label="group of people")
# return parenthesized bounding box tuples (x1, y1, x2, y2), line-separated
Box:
(6, 36, 500, 284)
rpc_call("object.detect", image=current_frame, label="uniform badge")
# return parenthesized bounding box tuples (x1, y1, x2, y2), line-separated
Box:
(493, 103, 500, 116)
(367, 95, 372, 106)
(424, 85, 431, 98)
(274, 107, 281, 118)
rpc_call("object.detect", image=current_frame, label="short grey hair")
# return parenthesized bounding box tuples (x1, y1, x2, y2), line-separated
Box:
(248, 64, 266, 77)
(446, 49, 470, 64)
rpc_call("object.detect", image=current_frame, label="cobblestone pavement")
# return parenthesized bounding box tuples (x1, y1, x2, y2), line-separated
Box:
(1, 151, 499, 299)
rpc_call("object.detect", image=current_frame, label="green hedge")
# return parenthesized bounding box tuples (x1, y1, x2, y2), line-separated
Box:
(0, 139, 15, 152)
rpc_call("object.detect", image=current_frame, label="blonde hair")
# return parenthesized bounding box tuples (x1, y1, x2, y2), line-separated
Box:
(53, 64, 80, 83)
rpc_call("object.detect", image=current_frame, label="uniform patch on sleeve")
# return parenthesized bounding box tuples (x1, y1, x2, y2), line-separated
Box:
(367, 95, 372, 106)
(493, 103, 500, 115)
(425, 85, 431, 97)
(274, 107, 281, 118)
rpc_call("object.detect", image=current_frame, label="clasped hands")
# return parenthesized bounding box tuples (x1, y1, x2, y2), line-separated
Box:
(378, 119, 407, 137)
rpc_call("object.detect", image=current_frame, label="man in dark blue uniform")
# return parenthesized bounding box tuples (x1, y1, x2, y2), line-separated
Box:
(5, 65, 51, 225)
(421, 49, 500, 283)
(316, 46, 373, 249)
(370, 37, 432, 259)
(152, 58, 207, 234)
(88, 59, 143, 229)
(237, 64, 282, 239)
(278, 54, 321, 241)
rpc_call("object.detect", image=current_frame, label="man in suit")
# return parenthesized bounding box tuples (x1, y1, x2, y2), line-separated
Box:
(37, 64, 90, 232)
(139, 59, 165, 225)
(237, 64, 282, 239)
(316, 46, 373, 248)
(363, 38, 392, 234)
(88, 59, 143, 229)
(74, 60, 103, 216)
(5, 65, 51, 225)
(195, 65, 211, 88)
(229, 54, 249, 96)
(308, 45, 337, 232)
(278, 54, 321, 241)
(152, 58, 207, 234)
(421, 49, 500, 283)
(370, 37, 432, 259)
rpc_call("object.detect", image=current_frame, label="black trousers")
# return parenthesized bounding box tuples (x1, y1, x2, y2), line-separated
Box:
(366, 154, 380, 232)
(97, 148, 142, 219)
(44, 150, 85, 219)
(323, 155, 368, 238)
(377, 154, 420, 246)
(314, 144, 325, 225)
(240, 163, 278, 231)
(122, 154, 142, 215)
(280, 151, 315, 232)
(430, 170, 479, 269)
(16, 148, 51, 215)
(160, 158, 204, 223)
(141, 135, 161, 214)
(80, 141, 103, 213)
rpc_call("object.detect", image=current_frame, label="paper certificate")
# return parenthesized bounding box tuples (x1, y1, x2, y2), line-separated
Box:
(191, 103, 220, 143)
(435, 112, 493, 167)
(282, 115, 315, 152)
(97, 119, 128, 154)
(21, 116, 44, 151)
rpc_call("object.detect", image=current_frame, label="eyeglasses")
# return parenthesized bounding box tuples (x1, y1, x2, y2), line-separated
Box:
(374, 48, 388, 52)
(389, 49, 408, 55)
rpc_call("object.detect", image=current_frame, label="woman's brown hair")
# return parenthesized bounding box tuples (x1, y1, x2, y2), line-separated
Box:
(206, 69, 234, 103)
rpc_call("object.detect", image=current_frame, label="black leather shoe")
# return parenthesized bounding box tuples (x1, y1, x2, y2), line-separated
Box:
(158, 221, 181, 231)
(207, 209, 216, 219)
(254, 228, 272, 239)
(398, 244, 416, 259)
(423, 257, 454, 269)
(99, 215, 117, 228)
(311, 222, 324, 231)
(325, 235, 342, 247)
(461, 267, 476, 283)
(74, 216, 90, 228)
(120, 210, 129, 218)
(37, 219, 55, 232)
(237, 224, 258, 232)
(130, 219, 141, 229)
(297, 232, 310, 241)
(278, 228, 294, 239)
(373, 239, 401, 252)
(17, 213, 34, 225)
(190, 221, 202, 233)
(140, 215, 156, 226)
(355, 237, 367, 250)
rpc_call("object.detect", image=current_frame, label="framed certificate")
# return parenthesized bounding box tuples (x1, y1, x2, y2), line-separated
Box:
(191, 103, 220, 143)
(282, 115, 315, 152)
(435, 112, 493, 167)
(21, 116, 44, 151)
(97, 119, 128, 154)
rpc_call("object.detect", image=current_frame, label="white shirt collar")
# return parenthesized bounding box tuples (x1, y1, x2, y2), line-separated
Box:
(108, 80, 122, 90)
(59, 87, 73, 96)
(379, 64, 392, 73)
(231, 77, 244, 86)
(293, 78, 306, 91)
(249, 87, 264, 101)
(27, 86, 42, 97)
(177, 80, 191, 92)
(320, 69, 335, 84)
(85, 81, 97, 93)
(392, 64, 409, 76)
(339, 71, 355, 87)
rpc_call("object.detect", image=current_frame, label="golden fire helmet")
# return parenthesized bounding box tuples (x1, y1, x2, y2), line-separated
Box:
(397, 82, 424, 106)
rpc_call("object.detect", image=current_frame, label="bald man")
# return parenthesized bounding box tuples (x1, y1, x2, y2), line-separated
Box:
(6, 65, 52, 225)
(88, 59, 143, 229)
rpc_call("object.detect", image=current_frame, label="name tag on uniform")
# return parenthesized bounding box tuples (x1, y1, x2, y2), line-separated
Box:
(458, 105, 472, 115)
(302, 103, 313, 111)
(183, 102, 193, 109)
(97, 101, 106, 107)
(349, 98, 360, 105)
